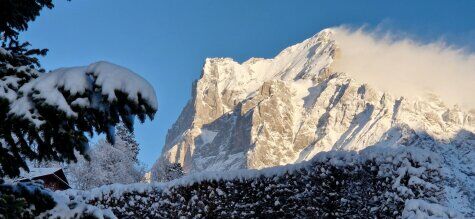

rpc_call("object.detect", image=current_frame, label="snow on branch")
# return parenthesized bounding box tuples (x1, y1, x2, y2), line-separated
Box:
(8, 61, 157, 127)
(0, 60, 157, 177)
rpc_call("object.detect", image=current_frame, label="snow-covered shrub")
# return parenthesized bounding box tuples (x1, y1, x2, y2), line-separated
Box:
(60, 146, 453, 218)
(403, 199, 458, 218)
(0, 180, 55, 217)
(0, 180, 114, 218)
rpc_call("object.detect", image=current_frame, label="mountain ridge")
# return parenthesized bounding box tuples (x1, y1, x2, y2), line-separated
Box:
(152, 28, 474, 214)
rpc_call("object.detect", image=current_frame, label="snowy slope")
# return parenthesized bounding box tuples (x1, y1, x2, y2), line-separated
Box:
(153, 28, 475, 215)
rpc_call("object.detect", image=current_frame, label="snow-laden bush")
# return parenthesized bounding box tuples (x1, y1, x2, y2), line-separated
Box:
(54, 146, 455, 218)
(0, 180, 115, 218)
(69, 138, 146, 190)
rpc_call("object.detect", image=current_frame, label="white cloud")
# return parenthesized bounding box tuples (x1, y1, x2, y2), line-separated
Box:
(331, 27, 475, 109)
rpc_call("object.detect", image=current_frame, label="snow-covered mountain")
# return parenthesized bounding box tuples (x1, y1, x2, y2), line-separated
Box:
(153, 28, 475, 214)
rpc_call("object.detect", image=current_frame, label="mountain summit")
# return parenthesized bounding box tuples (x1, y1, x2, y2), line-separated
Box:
(153, 28, 474, 214)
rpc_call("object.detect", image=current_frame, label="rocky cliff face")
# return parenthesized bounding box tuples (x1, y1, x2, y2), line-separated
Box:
(152, 28, 475, 214)
(155, 29, 473, 171)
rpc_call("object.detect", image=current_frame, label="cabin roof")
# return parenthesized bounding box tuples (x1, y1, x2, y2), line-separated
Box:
(18, 167, 63, 180)
(17, 167, 70, 189)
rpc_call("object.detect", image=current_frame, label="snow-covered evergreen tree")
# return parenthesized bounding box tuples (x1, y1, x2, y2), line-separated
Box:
(152, 162, 185, 182)
(115, 122, 140, 162)
(0, 0, 157, 178)
(67, 122, 145, 189)
(0, 1, 155, 217)
(69, 138, 145, 190)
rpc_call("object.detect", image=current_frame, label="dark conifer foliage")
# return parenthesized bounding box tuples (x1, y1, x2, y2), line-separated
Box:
(156, 162, 185, 182)
(0, 179, 114, 218)
(0, 1, 155, 217)
(116, 122, 140, 162)
(0, 180, 56, 218)
(0, 0, 54, 41)
(0, 0, 55, 178)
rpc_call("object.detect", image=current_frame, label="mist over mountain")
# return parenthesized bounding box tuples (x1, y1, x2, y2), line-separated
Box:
(332, 27, 475, 109)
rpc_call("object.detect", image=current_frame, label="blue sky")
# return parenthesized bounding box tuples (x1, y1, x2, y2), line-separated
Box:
(22, 0, 475, 168)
